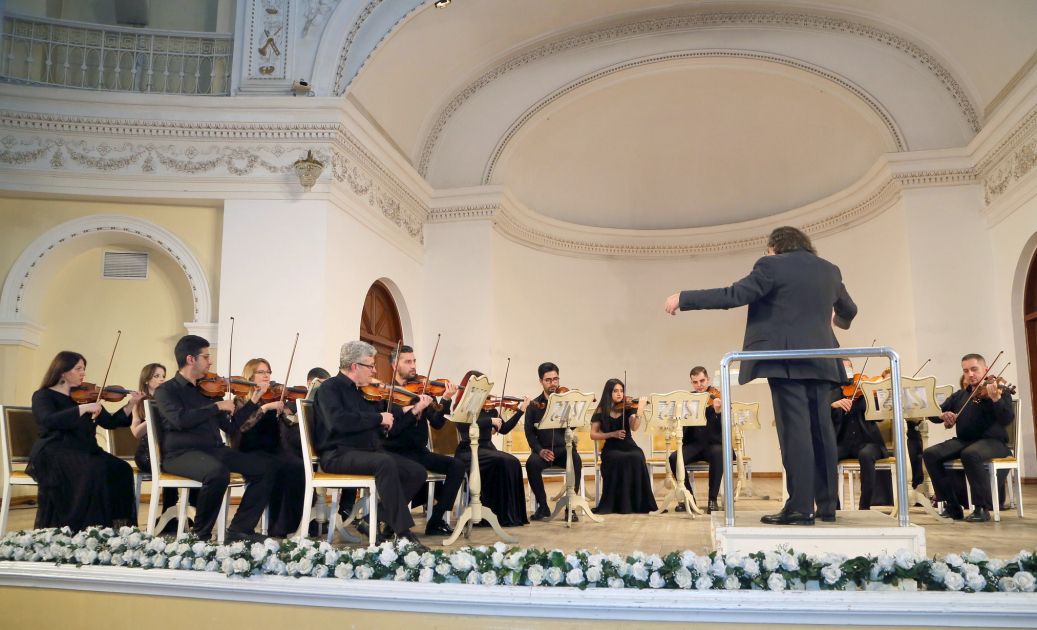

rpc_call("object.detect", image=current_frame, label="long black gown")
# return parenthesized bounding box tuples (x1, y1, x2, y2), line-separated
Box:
(592, 409, 658, 514)
(28, 388, 136, 531)
(454, 408, 529, 527)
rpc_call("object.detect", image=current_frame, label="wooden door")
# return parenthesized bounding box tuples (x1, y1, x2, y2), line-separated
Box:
(359, 281, 403, 381)
(1024, 250, 1037, 466)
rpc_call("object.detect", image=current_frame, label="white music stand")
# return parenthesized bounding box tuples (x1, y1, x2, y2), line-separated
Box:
(731, 402, 760, 499)
(442, 374, 515, 545)
(860, 375, 941, 517)
(539, 389, 602, 527)
(646, 390, 710, 517)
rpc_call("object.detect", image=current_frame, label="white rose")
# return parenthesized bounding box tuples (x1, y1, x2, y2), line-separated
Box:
(12, 548, 26, 561)
(395, 567, 409, 581)
(1013, 571, 1035, 592)
(762, 554, 780, 572)
(152, 555, 167, 569)
(767, 573, 787, 591)
(943, 553, 963, 567)
(99, 551, 114, 565)
(108, 537, 125, 549)
(607, 577, 625, 588)
(465, 571, 480, 585)
(966, 574, 986, 591)
(962, 563, 980, 577)
(692, 556, 712, 575)
(404, 551, 421, 568)
(649, 572, 667, 589)
(193, 557, 207, 571)
(313, 565, 329, 578)
(876, 553, 894, 572)
(546, 567, 564, 585)
(334, 563, 354, 579)
(493, 541, 507, 553)
(263, 556, 286, 574)
(894, 549, 916, 570)
(435, 563, 451, 576)
(526, 564, 545, 586)
(929, 562, 949, 582)
(586, 566, 602, 584)
(998, 577, 1020, 592)
(695, 575, 714, 590)
(987, 559, 1005, 573)
(943, 572, 965, 591)
(491, 552, 504, 568)
(742, 558, 760, 577)
(379, 548, 398, 566)
(84, 538, 99, 551)
(449, 552, 473, 572)
(821, 565, 843, 585)
(355, 565, 374, 580)
(418, 567, 434, 583)
(630, 562, 649, 581)
(565, 554, 580, 568)
(780, 554, 799, 572)
(220, 558, 233, 574)
(127, 533, 142, 547)
(566, 568, 584, 586)
(588, 553, 605, 567)
(967, 548, 988, 563)
(264, 538, 281, 552)
(168, 555, 183, 569)
(504, 552, 525, 571)
(421, 552, 437, 568)
(187, 542, 202, 555)
(250, 543, 267, 561)
(711, 558, 727, 577)
(147, 538, 166, 553)
(648, 555, 664, 570)
(297, 558, 314, 575)
(723, 574, 741, 590)
(215, 546, 232, 561)
(481, 570, 498, 585)
(674, 567, 693, 589)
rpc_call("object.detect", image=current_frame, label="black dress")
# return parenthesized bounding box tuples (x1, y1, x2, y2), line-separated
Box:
(231, 400, 306, 537)
(454, 409, 529, 527)
(28, 388, 136, 531)
(592, 409, 658, 514)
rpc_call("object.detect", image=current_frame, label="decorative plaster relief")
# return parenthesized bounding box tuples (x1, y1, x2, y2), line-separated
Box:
(247, 0, 292, 80)
(417, 10, 980, 177)
(302, 0, 340, 38)
(978, 108, 1037, 204)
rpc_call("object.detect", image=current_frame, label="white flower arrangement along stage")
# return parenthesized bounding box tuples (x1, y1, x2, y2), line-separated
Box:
(2, 527, 1036, 593)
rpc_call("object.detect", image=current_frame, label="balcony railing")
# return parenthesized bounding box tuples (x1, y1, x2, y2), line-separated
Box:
(0, 13, 232, 95)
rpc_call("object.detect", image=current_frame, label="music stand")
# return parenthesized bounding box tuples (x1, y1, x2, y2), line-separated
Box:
(731, 402, 760, 499)
(538, 389, 602, 527)
(442, 374, 515, 545)
(646, 390, 710, 517)
(860, 375, 941, 517)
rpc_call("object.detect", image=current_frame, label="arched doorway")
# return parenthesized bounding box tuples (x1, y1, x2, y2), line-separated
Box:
(359, 281, 403, 380)
(1024, 249, 1037, 460)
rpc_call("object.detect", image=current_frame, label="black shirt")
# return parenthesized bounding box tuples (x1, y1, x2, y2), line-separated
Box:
(382, 387, 451, 454)
(831, 391, 885, 455)
(458, 407, 523, 448)
(930, 386, 1013, 443)
(30, 388, 130, 458)
(311, 373, 414, 454)
(152, 372, 259, 456)
(524, 392, 567, 453)
(682, 405, 722, 447)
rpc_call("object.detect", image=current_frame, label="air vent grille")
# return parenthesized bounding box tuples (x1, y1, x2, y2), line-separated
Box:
(103, 251, 148, 280)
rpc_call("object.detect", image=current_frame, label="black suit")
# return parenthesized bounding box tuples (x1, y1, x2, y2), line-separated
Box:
(679, 249, 857, 516)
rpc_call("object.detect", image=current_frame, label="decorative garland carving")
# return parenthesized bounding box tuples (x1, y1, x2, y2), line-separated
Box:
(483, 50, 907, 184)
(417, 9, 980, 176)
(977, 108, 1037, 204)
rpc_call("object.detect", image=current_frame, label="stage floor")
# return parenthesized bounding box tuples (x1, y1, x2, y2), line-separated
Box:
(4, 477, 1034, 557)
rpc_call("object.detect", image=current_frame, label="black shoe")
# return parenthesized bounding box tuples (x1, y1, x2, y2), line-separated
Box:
(938, 507, 965, 521)
(353, 518, 371, 537)
(964, 508, 991, 523)
(225, 529, 267, 544)
(393, 529, 419, 542)
(760, 510, 815, 526)
(530, 507, 551, 521)
(424, 520, 453, 536)
(674, 503, 687, 513)
(564, 510, 579, 523)
(819, 512, 837, 523)
(706, 500, 719, 514)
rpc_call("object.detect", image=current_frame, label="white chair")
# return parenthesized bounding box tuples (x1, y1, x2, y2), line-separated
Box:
(0, 406, 38, 535)
(944, 399, 1023, 522)
(143, 400, 238, 543)
(105, 426, 149, 511)
(295, 399, 377, 546)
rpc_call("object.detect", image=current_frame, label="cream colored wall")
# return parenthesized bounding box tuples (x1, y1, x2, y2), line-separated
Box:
(0, 197, 223, 405)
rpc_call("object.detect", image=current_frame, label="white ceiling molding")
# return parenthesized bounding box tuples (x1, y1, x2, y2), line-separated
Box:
(415, 9, 981, 180)
(482, 49, 906, 186)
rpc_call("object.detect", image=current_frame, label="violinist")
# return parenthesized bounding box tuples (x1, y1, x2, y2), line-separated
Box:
(667, 366, 725, 514)
(831, 360, 889, 510)
(229, 358, 306, 538)
(28, 351, 142, 531)
(524, 362, 582, 521)
(311, 340, 429, 541)
(923, 353, 1014, 523)
(590, 379, 657, 514)
(152, 335, 278, 544)
(455, 380, 530, 527)
(381, 345, 463, 537)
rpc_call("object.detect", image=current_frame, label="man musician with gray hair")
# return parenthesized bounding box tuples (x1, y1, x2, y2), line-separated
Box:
(312, 340, 432, 540)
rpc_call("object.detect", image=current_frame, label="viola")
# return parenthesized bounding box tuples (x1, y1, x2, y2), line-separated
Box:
(196, 372, 258, 399)
(261, 383, 308, 402)
(360, 379, 421, 407)
(842, 373, 882, 399)
(70, 383, 133, 404)
(529, 386, 570, 410)
(483, 395, 525, 411)
(403, 375, 453, 398)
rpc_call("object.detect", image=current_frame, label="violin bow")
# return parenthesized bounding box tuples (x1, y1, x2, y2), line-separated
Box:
(847, 338, 877, 402)
(910, 358, 931, 378)
(954, 350, 1004, 414)
(420, 333, 441, 396)
(496, 357, 512, 430)
(226, 316, 236, 398)
(278, 332, 300, 405)
(92, 330, 122, 420)
(622, 369, 629, 435)
(386, 339, 403, 415)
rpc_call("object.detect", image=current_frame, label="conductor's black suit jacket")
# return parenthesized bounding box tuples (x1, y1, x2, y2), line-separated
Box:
(679, 249, 857, 383)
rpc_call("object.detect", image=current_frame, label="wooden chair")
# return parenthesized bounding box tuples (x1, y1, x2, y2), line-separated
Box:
(943, 399, 1023, 522)
(295, 399, 377, 545)
(0, 406, 37, 535)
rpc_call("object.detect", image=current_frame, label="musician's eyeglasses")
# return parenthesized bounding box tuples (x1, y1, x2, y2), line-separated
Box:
(356, 363, 377, 371)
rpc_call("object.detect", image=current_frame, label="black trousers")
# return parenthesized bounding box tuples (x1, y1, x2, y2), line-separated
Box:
(320, 448, 426, 535)
(769, 378, 838, 515)
(923, 437, 1010, 511)
(839, 442, 887, 510)
(389, 448, 465, 524)
(526, 447, 581, 511)
(162, 447, 278, 540)
(667, 442, 724, 501)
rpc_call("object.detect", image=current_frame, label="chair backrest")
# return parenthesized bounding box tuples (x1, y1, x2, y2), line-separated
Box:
(107, 427, 140, 459)
(504, 420, 531, 456)
(650, 431, 669, 456)
(296, 400, 318, 485)
(1009, 398, 1021, 456)
(143, 400, 165, 478)
(575, 430, 596, 455)
(429, 420, 460, 455)
(1, 406, 36, 482)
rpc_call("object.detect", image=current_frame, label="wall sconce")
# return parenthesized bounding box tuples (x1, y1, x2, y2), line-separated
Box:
(293, 150, 324, 191)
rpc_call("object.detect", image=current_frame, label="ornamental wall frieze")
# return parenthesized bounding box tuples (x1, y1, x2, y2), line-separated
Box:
(977, 108, 1037, 204)
(417, 9, 980, 176)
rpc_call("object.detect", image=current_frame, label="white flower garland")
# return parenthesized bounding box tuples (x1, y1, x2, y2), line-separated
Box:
(1, 526, 1035, 593)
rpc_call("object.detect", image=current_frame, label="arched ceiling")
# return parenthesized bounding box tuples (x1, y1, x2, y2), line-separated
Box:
(343, 0, 1037, 231)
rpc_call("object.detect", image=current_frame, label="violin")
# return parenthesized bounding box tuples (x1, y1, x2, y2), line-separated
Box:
(972, 375, 1017, 400)
(70, 383, 133, 404)
(529, 386, 569, 410)
(841, 373, 882, 399)
(261, 383, 308, 402)
(611, 396, 641, 412)
(483, 395, 525, 411)
(403, 375, 453, 398)
(705, 385, 721, 402)
(196, 372, 258, 399)
(360, 379, 421, 407)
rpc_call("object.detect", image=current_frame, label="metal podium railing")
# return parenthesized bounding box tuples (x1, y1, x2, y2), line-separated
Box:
(719, 346, 910, 528)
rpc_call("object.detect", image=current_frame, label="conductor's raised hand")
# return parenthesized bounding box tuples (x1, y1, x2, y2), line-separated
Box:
(664, 293, 680, 316)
